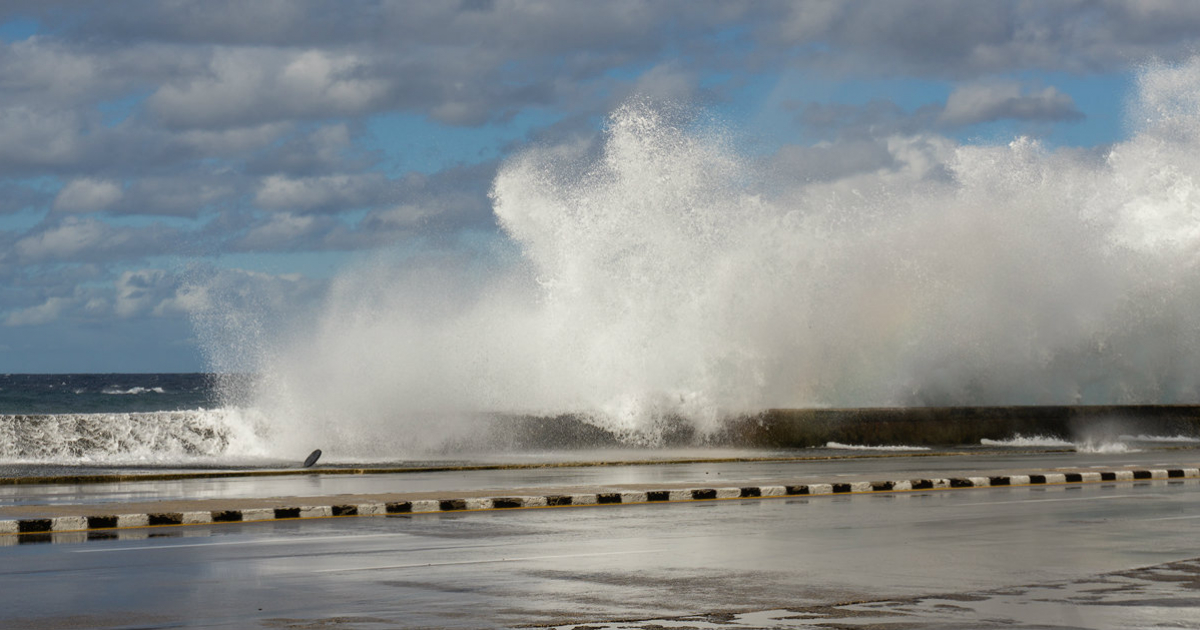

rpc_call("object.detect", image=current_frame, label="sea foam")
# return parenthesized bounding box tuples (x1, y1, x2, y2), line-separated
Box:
(199, 59, 1200, 457)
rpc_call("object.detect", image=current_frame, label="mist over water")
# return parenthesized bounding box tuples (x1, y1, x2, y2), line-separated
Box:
(209, 60, 1200, 457)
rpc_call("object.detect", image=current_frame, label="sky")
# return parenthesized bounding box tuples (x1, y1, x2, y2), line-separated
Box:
(0, 0, 1198, 374)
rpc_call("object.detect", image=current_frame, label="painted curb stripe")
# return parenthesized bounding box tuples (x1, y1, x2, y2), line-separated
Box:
(2, 467, 1196, 541)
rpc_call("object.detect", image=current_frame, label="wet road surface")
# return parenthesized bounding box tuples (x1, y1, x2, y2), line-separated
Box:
(3, 448, 1197, 507)
(2, 471, 1199, 628)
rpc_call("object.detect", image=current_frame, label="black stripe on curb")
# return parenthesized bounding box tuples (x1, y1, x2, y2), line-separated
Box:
(88, 515, 118, 529)
(3, 466, 1197, 544)
(211, 510, 242, 523)
(18, 519, 50, 533)
(148, 513, 182, 526)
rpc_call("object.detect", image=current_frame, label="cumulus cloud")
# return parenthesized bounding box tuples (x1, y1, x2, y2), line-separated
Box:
(940, 82, 1084, 127)
(5, 295, 74, 326)
(149, 48, 392, 130)
(12, 217, 180, 264)
(254, 173, 391, 213)
(53, 178, 123, 212)
(0, 0, 1197, 370)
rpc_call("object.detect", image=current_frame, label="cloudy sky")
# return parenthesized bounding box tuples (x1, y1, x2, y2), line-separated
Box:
(1, 0, 1198, 373)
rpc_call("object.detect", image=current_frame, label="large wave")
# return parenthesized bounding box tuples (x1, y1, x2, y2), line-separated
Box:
(202, 59, 1200, 458)
(0, 409, 269, 465)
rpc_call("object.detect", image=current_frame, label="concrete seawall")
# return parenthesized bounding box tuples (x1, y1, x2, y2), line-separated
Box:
(409, 406, 1200, 449)
(734, 405, 1200, 447)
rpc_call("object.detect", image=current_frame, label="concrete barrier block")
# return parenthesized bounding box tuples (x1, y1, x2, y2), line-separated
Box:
(52, 516, 87, 532)
(182, 511, 212, 524)
(1043, 473, 1066, 484)
(298, 506, 331, 518)
(849, 482, 872, 493)
(715, 488, 741, 499)
(620, 491, 647, 504)
(410, 500, 439, 513)
(570, 494, 598, 505)
(0, 520, 17, 534)
(808, 484, 833, 495)
(1080, 472, 1102, 482)
(967, 477, 990, 487)
(1114, 470, 1134, 481)
(464, 498, 492, 510)
(891, 480, 912, 491)
(668, 490, 692, 501)
(1183, 468, 1200, 477)
(117, 514, 149, 527)
(1009, 475, 1031, 485)
(1149, 469, 1168, 479)
(760, 485, 786, 497)
(241, 508, 275, 521)
(356, 503, 385, 516)
(522, 496, 548, 507)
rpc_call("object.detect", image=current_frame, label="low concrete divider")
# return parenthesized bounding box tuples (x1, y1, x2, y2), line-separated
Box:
(1, 465, 1197, 544)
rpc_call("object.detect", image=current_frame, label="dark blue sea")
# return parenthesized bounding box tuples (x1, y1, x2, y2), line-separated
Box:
(0, 373, 219, 415)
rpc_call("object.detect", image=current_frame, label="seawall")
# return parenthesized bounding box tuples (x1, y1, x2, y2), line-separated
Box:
(733, 405, 1200, 447)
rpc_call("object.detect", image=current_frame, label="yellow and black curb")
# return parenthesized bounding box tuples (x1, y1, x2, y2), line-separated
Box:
(2, 466, 1197, 544)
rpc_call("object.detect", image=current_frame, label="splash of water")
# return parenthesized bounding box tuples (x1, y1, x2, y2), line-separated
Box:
(211, 60, 1200, 457)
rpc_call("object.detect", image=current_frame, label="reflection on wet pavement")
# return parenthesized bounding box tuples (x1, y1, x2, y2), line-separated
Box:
(538, 558, 1200, 629)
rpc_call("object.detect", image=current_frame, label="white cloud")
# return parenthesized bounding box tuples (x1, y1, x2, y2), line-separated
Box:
(5, 296, 74, 326)
(254, 173, 389, 212)
(940, 82, 1084, 127)
(53, 178, 124, 212)
(0, 106, 85, 167)
(149, 48, 391, 129)
(13, 217, 177, 264)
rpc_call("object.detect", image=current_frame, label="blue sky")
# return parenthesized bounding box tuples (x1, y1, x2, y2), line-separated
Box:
(0, 1, 1195, 373)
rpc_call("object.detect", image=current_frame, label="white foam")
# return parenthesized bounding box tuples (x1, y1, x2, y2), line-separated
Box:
(981, 435, 1075, 448)
(0, 408, 270, 465)
(102, 387, 166, 395)
(824, 442, 931, 452)
(1119, 434, 1200, 443)
(194, 59, 1200, 456)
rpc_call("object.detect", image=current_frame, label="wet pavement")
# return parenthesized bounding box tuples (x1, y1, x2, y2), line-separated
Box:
(1, 467, 1199, 628)
(3, 447, 1197, 508)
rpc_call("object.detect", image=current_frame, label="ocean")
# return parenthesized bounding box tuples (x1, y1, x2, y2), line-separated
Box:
(0, 373, 279, 476)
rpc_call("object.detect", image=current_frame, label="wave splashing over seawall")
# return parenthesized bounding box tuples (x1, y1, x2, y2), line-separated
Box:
(0, 410, 269, 465)
(214, 59, 1200, 457)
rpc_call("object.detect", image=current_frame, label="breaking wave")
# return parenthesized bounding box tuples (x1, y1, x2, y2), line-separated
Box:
(101, 387, 167, 395)
(195, 58, 1200, 457)
(981, 434, 1132, 453)
(0, 409, 270, 465)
